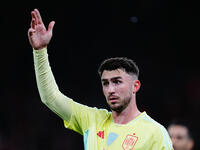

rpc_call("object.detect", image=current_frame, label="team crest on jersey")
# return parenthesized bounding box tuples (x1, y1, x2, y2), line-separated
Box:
(122, 133, 138, 150)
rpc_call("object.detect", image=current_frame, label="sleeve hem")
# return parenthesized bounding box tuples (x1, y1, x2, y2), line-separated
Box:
(33, 47, 47, 53)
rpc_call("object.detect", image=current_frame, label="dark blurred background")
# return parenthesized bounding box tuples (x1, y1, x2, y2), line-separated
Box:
(0, 1, 199, 150)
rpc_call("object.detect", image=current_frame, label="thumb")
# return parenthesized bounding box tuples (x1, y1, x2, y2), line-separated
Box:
(48, 21, 55, 34)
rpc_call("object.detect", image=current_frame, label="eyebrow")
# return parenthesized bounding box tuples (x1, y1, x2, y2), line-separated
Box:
(101, 76, 122, 82)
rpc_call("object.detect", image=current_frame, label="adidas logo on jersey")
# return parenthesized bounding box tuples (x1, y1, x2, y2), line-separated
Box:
(97, 130, 104, 139)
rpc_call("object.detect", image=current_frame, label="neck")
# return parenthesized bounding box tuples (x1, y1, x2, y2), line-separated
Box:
(112, 98, 141, 124)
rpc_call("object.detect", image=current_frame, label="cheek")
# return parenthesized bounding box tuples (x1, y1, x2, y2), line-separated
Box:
(116, 88, 126, 97)
(102, 88, 107, 96)
(119, 84, 131, 93)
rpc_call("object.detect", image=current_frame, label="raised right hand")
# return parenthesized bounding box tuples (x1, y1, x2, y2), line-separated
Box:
(28, 9, 55, 50)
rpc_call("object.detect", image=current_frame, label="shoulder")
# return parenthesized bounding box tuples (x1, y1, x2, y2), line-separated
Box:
(139, 112, 169, 135)
(69, 99, 111, 118)
(138, 112, 173, 149)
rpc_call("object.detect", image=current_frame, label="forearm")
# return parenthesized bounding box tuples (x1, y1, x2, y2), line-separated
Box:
(33, 48, 71, 121)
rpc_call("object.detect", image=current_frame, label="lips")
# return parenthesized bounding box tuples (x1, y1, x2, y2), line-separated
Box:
(108, 96, 119, 103)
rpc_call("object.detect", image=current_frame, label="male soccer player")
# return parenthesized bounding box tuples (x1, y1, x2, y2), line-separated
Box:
(168, 120, 194, 150)
(28, 8, 173, 150)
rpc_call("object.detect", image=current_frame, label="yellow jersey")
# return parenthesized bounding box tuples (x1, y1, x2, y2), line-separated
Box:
(64, 100, 173, 150)
(33, 48, 173, 150)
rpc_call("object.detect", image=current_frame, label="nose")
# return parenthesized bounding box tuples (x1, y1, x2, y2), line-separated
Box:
(107, 84, 115, 94)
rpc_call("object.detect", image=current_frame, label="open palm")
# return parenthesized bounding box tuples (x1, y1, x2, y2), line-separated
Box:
(28, 9, 55, 50)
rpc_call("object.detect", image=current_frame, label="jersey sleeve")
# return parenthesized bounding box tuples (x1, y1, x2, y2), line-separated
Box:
(33, 48, 72, 122)
(64, 100, 110, 135)
(33, 48, 110, 136)
(152, 125, 174, 150)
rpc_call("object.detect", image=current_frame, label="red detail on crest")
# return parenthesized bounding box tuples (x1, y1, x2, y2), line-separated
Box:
(122, 134, 138, 150)
(97, 131, 104, 139)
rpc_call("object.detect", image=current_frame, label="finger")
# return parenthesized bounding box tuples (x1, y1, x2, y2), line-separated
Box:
(28, 28, 35, 37)
(30, 18, 36, 29)
(34, 8, 43, 24)
(48, 21, 55, 33)
(30, 11, 37, 29)
(31, 11, 36, 28)
(31, 10, 38, 25)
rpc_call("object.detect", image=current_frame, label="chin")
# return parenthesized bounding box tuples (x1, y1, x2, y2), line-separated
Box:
(110, 105, 124, 113)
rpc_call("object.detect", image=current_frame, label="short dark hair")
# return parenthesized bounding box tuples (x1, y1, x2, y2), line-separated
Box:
(98, 57, 139, 77)
(168, 119, 193, 139)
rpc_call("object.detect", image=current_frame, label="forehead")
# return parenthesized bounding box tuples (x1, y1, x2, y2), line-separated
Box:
(168, 125, 188, 135)
(101, 69, 130, 80)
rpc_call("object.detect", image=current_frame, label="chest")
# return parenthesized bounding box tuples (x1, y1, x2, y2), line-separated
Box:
(96, 124, 153, 150)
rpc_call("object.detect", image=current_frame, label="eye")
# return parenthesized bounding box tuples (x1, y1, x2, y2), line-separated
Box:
(103, 81, 109, 86)
(176, 135, 185, 140)
(113, 80, 121, 84)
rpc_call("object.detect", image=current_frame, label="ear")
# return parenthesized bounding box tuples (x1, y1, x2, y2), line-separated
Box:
(188, 139, 194, 150)
(133, 80, 141, 93)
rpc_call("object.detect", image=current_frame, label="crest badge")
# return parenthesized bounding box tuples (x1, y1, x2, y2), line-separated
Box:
(122, 133, 138, 150)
